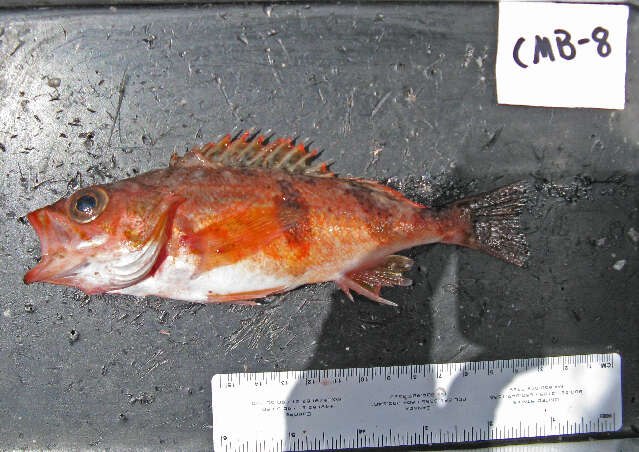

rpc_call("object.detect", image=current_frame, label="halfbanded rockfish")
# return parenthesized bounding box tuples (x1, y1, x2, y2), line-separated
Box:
(24, 132, 528, 306)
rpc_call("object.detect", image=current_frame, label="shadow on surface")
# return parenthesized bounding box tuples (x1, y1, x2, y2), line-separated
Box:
(284, 170, 638, 449)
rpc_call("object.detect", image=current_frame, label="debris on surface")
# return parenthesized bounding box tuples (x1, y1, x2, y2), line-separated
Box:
(612, 260, 626, 271)
(128, 393, 155, 405)
(47, 77, 61, 88)
(628, 227, 639, 243)
(68, 329, 79, 343)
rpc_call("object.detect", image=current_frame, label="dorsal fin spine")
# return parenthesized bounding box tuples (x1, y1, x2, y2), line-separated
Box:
(224, 141, 244, 163)
(291, 150, 316, 171)
(274, 147, 298, 169)
(225, 136, 246, 158)
(263, 146, 283, 166)
(246, 148, 267, 166)
(179, 133, 334, 176)
(261, 140, 286, 166)
(275, 138, 306, 170)
(305, 159, 333, 176)
(235, 141, 255, 163)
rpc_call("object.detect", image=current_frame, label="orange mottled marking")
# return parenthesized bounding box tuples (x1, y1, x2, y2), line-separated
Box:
(154, 167, 430, 284)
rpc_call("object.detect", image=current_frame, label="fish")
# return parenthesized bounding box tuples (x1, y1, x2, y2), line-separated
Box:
(23, 132, 529, 306)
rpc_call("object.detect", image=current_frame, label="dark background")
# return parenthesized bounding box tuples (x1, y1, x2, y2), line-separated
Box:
(0, 2, 637, 450)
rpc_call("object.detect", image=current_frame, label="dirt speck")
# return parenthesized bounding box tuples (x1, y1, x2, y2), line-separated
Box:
(128, 392, 155, 405)
(158, 310, 168, 323)
(142, 34, 157, 48)
(47, 77, 61, 88)
(68, 329, 80, 343)
(612, 259, 626, 271)
(237, 33, 248, 45)
(79, 131, 95, 149)
(571, 309, 581, 322)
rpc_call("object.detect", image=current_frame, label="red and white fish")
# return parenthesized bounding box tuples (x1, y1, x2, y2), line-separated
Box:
(24, 132, 528, 306)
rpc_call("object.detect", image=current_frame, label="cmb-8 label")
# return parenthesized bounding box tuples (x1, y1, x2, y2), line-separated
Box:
(511, 26, 612, 69)
(211, 354, 621, 452)
(496, 2, 629, 109)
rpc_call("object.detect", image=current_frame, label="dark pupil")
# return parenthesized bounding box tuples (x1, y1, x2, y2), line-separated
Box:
(76, 195, 97, 214)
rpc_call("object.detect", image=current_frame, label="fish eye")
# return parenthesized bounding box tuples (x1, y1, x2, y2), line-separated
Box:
(69, 187, 109, 224)
(76, 195, 96, 213)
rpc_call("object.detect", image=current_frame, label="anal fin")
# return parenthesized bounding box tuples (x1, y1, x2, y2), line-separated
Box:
(336, 255, 414, 307)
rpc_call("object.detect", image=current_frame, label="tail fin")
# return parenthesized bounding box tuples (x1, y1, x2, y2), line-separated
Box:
(442, 181, 529, 266)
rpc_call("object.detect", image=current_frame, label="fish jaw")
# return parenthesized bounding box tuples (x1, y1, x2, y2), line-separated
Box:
(23, 209, 50, 285)
(23, 207, 106, 294)
(23, 254, 87, 287)
(23, 208, 89, 287)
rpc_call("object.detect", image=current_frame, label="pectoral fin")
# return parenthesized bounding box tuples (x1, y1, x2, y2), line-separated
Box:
(189, 201, 306, 274)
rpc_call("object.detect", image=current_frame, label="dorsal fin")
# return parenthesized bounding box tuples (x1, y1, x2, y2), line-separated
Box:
(349, 178, 425, 208)
(171, 131, 334, 177)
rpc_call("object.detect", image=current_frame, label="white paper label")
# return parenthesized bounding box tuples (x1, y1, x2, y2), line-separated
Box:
(496, 2, 629, 109)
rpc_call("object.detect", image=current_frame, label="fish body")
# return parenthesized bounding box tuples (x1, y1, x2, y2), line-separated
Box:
(24, 133, 528, 305)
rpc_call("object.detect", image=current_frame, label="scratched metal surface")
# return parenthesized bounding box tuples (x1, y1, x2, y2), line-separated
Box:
(0, 3, 637, 451)
(4, 0, 639, 8)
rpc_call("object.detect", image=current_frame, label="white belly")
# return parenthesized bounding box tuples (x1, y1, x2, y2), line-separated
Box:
(112, 255, 297, 303)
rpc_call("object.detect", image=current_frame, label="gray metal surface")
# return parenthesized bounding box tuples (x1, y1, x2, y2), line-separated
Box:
(3, 0, 639, 9)
(0, 3, 637, 451)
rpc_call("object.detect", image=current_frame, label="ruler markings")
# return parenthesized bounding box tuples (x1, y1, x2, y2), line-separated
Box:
(212, 353, 622, 452)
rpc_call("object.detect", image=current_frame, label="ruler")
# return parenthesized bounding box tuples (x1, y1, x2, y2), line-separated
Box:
(211, 353, 622, 452)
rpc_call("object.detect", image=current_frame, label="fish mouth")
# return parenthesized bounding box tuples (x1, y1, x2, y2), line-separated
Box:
(23, 255, 85, 285)
(23, 209, 83, 285)
(23, 256, 79, 285)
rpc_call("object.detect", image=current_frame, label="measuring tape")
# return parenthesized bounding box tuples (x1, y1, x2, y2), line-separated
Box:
(211, 353, 621, 452)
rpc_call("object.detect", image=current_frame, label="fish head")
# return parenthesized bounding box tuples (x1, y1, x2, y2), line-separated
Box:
(24, 180, 180, 294)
